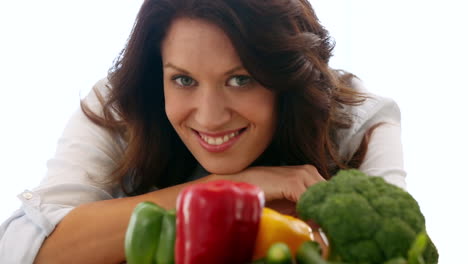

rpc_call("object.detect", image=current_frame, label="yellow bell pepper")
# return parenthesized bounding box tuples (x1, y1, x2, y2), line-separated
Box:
(253, 207, 314, 260)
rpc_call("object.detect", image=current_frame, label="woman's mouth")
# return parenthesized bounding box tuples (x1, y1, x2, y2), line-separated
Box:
(194, 127, 247, 153)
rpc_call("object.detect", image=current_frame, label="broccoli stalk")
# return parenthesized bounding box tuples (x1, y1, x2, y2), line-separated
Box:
(296, 169, 438, 264)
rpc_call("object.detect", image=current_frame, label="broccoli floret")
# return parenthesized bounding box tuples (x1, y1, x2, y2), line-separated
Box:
(297, 169, 438, 264)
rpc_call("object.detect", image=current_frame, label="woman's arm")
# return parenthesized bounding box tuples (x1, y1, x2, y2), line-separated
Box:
(34, 175, 215, 264)
(358, 122, 407, 189)
(34, 164, 324, 264)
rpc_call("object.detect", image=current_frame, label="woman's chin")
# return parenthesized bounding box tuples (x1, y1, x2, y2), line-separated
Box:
(200, 163, 247, 176)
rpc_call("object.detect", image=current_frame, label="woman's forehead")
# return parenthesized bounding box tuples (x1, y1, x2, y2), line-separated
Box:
(161, 18, 243, 74)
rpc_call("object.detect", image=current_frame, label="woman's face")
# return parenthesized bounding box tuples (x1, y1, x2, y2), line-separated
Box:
(161, 18, 276, 174)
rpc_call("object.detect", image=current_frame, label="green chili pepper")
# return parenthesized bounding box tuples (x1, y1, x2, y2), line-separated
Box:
(124, 201, 165, 264)
(155, 209, 177, 264)
(408, 231, 429, 264)
(265, 242, 293, 264)
(296, 241, 328, 264)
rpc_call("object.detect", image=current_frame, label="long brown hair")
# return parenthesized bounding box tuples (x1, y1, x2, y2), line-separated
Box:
(82, 0, 369, 195)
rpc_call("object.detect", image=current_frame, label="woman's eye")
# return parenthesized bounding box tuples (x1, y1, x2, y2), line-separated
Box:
(173, 76, 196, 87)
(227, 75, 252, 87)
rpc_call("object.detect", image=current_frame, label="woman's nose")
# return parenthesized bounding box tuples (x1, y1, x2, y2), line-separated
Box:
(193, 88, 231, 131)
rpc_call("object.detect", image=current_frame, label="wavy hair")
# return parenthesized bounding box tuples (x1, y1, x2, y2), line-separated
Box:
(82, 0, 369, 195)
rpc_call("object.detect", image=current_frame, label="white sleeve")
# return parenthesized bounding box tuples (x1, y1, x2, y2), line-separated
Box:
(358, 123, 407, 190)
(336, 78, 407, 189)
(0, 78, 124, 263)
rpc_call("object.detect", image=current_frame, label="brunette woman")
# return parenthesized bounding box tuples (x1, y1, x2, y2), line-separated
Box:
(0, 0, 405, 263)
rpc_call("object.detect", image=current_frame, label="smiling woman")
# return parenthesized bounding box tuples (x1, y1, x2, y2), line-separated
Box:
(162, 18, 277, 175)
(0, 0, 406, 263)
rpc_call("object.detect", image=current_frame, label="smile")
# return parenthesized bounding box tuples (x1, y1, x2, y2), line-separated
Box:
(194, 127, 247, 152)
(200, 131, 240, 145)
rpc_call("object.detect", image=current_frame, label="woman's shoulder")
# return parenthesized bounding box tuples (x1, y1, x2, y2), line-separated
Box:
(81, 77, 112, 113)
(349, 78, 400, 125)
(70, 77, 127, 154)
(336, 78, 402, 160)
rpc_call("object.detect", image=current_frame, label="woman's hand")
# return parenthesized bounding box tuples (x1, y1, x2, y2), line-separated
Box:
(219, 165, 325, 215)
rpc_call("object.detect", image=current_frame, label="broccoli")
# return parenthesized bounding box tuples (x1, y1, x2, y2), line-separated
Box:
(296, 169, 438, 264)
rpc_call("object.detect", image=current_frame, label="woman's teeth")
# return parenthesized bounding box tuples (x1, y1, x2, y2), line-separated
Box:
(201, 131, 240, 145)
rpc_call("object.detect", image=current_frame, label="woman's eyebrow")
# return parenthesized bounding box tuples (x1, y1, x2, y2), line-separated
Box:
(163, 63, 244, 76)
(164, 63, 190, 74)
(224, 65, 244, 76)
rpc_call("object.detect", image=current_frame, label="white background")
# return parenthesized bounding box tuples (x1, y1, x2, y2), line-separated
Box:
(0, 1, 466, 263)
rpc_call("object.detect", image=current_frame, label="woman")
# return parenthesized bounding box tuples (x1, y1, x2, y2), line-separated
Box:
(0, 0, 405, 263)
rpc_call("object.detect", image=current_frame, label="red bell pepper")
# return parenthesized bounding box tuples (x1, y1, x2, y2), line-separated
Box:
(175, 180, 265, 264)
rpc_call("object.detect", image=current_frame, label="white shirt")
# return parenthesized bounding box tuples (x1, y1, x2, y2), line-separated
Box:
(0, 78, 406, 263)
